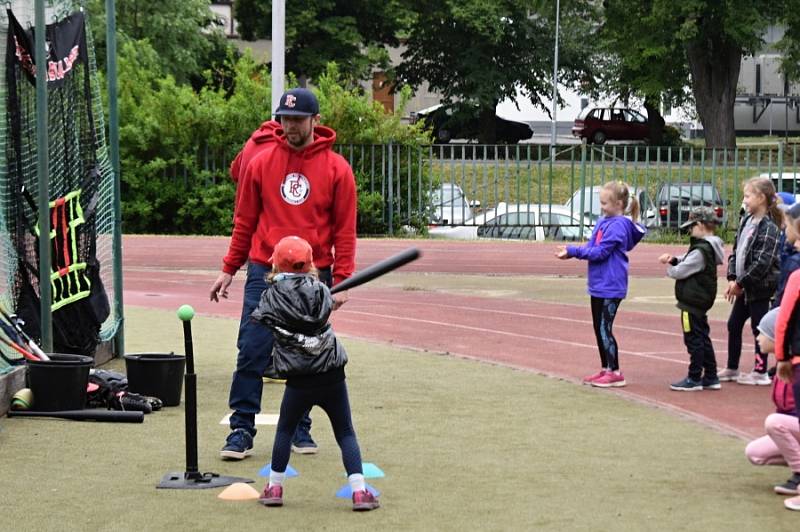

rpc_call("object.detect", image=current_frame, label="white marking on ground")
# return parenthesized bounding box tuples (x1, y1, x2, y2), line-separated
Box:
(339, 310, 686, 365)
(219, 413, 279, 425)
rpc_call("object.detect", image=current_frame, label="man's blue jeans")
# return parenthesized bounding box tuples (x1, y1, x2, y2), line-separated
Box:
(228, 262, 312, 441)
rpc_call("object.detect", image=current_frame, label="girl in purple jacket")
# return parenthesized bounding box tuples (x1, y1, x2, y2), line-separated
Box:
(556, 181, 646, 388)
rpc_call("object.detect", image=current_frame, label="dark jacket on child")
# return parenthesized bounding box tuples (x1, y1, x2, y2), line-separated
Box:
(252, 273, 347, 384)
(668, 235, 725, 316)
(772, 234, 800, 308)
(726, 214, 781, 302)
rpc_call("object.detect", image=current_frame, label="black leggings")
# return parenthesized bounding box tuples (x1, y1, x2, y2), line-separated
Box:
(591, 296, 622, 371)
(270, 379, 363, 476)
(726, 296, 770, 373)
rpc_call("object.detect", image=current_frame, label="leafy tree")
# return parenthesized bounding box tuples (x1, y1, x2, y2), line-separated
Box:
(396, 0, 595, 144)
(86, 0, 232, 85)
(592, 2, 689, 145)
(598, 0, 798, 149)
(234, 0, 408, 83)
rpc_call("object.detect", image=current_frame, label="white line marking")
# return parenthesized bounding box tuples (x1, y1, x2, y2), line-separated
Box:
(219, 413, 279, 425)
(339, 310, 686, 365)
(347, 296, 751, 348)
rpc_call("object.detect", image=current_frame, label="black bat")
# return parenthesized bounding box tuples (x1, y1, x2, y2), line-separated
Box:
(330, 247, 421, 295)
(8, 409, 144, 423)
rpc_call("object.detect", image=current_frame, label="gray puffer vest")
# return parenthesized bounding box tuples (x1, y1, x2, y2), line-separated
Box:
(251, 274, 347, 378)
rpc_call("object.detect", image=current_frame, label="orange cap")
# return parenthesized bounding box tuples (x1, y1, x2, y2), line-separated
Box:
(271, 236, 313, 273)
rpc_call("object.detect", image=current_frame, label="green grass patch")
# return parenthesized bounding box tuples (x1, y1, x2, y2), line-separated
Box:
(0, 307, 796, 531)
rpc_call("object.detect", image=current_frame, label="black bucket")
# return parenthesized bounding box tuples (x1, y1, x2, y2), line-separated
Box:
(124, 353, 185, 406)
(27, 353, 93, 411)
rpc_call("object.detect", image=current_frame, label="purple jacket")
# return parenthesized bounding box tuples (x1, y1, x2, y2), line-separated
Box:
(567, 216, 646, 299)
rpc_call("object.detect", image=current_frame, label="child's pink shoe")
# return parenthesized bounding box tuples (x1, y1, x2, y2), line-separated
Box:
(591, 371, 626, 388)
(582, 370, 606, 384)
(352, 489, 380, 511)
(258, 485, 283, 507)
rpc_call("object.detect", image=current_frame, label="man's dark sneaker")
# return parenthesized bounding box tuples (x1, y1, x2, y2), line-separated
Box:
(701, 376, 722, 390)
(352, 489, 380, 511)
(669, 377, 702, 391)
(259, 485, 283, 507)
(774, 473, 800, 495)
(220, 428, 254, 460)
(291, 437, 318, 455)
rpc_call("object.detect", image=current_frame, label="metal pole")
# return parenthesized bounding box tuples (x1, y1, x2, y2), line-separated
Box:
(785, 76, 790, 146)
(106, 0, 124, 356)
(271, 0, 285, 115)
(34, 0, 52, 352)
(549, 0, 560, 160)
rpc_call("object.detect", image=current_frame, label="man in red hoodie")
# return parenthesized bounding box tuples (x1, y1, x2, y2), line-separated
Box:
(210, 88, 357, 460)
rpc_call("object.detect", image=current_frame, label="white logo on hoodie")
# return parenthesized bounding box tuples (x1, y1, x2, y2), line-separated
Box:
(281, 173, 310, 205)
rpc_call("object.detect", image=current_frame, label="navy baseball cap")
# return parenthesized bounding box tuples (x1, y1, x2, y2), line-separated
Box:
(274, 88, 319, 117)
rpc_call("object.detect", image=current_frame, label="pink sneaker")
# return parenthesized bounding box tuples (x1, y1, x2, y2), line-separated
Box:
(582, 370, 606, 384)
(352, 489, 380, 511)
(258, 485, 283, 507)
(591, 371, 626, 388)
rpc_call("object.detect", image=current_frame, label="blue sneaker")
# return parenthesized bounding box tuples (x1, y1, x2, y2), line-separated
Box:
(701, 376, 721, 390)
(669, 377, 703, 391)
(220, 428, 254, 460)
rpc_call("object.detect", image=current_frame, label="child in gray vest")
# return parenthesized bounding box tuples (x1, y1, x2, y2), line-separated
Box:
(659, 206, 725, 391)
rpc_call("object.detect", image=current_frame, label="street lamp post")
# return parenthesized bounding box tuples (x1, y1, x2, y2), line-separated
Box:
(271, 0, 285, 116)
(550, 0, 560, 160)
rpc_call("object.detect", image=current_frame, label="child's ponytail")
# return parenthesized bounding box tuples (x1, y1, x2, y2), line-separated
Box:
(768, 198, 784, 228)
(628, 195, 640, 224)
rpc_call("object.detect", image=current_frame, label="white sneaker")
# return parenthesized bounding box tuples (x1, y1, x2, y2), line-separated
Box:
(736, 371, 772, 386)
(717, 368, 740, 382)
(784, 495, 800, 511)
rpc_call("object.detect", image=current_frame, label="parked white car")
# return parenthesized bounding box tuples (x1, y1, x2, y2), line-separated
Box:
(565, 185, 659, 228)
(757, 172, 800, 202)
(429, 182, 480, 225)
(428, 203, 593, 241)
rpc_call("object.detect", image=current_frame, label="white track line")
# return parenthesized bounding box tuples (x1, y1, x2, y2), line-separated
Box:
(338, 310, 686, 365)
(348, 296, 752, 348)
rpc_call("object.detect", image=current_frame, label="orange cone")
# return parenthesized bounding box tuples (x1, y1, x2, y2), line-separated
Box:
(217, 482, 260, 501)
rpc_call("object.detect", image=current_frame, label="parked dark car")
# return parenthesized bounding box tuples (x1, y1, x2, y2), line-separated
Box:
(655, 182, 727, 230)
(414, 104, 533, 144)
(572, 107, 649, 145)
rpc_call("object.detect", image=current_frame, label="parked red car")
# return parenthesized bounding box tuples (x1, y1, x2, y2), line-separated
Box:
(571, 107, 650, 145)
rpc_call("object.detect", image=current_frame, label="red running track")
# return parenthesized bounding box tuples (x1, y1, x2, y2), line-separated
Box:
(123, 235, 773, 439)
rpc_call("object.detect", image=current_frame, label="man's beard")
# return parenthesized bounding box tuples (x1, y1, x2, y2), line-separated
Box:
(287, 128, 312, 147)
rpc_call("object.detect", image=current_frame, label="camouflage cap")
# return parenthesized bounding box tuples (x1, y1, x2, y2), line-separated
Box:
(680, 206, 720, 229)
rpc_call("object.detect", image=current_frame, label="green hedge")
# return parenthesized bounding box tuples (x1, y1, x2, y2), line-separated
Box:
(115, 44, 431, 235)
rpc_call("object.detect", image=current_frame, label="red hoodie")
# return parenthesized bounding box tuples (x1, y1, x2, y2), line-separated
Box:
(775, 268, 800, 366)
(222, 124, 357, 285)
(229, 120, 281, 213)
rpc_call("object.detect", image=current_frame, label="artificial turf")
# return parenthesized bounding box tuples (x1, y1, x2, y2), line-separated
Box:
(0, 306, 796, 531)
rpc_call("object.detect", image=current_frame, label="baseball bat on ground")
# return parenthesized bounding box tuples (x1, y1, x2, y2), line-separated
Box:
(8, 409, 144, 423)
(330, 247, 421, 295)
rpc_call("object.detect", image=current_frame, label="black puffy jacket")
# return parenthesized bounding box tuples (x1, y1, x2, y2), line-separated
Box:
(251, 274, 347, 378)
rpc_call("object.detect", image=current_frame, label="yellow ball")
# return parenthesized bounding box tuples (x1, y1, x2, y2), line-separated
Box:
(11, 388, 32, 410)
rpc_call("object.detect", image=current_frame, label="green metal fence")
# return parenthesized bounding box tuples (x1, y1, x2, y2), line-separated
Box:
(332, 142, 800, 237)
(173, 142, 800, 237)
